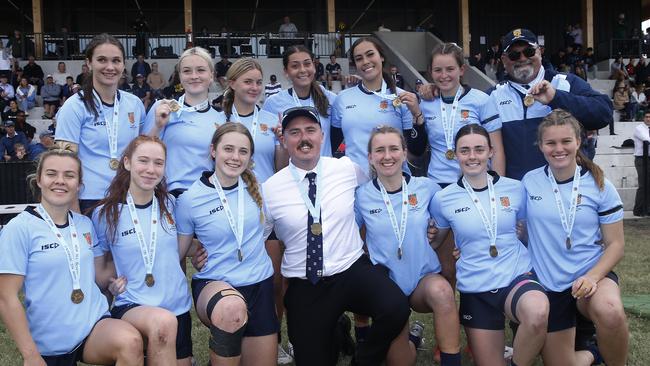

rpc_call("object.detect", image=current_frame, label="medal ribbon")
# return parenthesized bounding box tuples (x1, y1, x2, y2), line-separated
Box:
(173, 94, 209, 118)
(377, 178, 408, 257)
(462, 175, 497, 251)
(37, 205, 81, 291)
(231, 105, 259, 141)
(210, 173, 245, 258)
(126, 192, 158, 276)
(290, 88, 314, 108)
(440, 86, 463, 152)
(289, 160, 323, 225)
(363, 79, 398, 102)
(547, 165, 581, 247)
(508, 65, 545, 98)
(92, 89, 120, 162)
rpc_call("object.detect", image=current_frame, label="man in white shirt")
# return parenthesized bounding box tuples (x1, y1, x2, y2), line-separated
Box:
(633, 111, 650, 216)
(262, 106, 409, 366)
(279, 16, 298, 38)
(52, 61, 72, 86)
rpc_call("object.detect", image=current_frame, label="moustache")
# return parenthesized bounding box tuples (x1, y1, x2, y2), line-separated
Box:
(298, 141, 313, 149)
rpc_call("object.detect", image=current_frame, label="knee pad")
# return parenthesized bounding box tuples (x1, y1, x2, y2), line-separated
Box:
(510, 280, 545, 324)
(205, 288, 246, 321)
(209, 322, 247, 357)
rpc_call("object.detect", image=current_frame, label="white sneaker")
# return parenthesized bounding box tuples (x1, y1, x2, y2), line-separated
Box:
(504, 345, 513, 361)
(277, 343, 293, 365)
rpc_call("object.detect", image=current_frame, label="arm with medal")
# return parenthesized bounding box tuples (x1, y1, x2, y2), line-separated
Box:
(147, 99, 175, 137)
(527, 79, 556, 106)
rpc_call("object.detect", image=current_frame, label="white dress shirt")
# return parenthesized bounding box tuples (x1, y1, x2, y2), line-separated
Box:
(633, 123, 650, 156)
(263, 156, 369, 278)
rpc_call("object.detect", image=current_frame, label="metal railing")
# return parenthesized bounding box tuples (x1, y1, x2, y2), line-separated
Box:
(609, 38, 645, 58)
(0, 161, 36, 205)
(1, 32, 370, 60)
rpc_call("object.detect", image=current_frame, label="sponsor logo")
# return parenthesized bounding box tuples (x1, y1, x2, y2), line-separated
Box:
(41, 242, 59, 251)
(455, 207, 471, 213)
(93, 121, 107, 126)
(345, 104, 357, 109)
(529, 195, 542, 201)
(121, 228, 136, 237)
(499, 100, 512, 105)
(462, 314, 472, 320)
(83, 232, 92, 246)
(209, 206, 224, 215)
(369, 208, 382, 214)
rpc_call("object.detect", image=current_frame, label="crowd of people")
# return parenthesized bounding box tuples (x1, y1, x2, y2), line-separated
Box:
(0, 26, 633, 366)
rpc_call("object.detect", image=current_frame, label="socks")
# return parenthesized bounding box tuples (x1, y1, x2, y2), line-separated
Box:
(440, 351, 461, 366)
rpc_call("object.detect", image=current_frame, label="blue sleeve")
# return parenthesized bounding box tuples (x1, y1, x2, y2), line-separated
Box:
(479, 94, 500, 132)
(142, 100, 160, 135)
(399, 103, 413, 129)
(598, 179, 624, 224)
(330, 96, 343, 128)
(430, 192, 450, 229)
(548, 74, 613, 131)
(136, 97, 146, 131)
(0, 219, 29, 275)
(55, 98, 84, 144)
(90, 208, 110, 257)
(261, 94, 280, 115)
(175, 193, 194, 236)
(353, 189, 365, 228)
(516, 182, 527, 221)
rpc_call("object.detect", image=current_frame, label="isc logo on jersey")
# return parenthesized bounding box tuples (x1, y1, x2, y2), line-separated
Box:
(499, 100, 512, 105)
(455, 207, 471, 214)
(369, 208, 382, 215)
(41, 242, 60, 251)
(209, 205, 224, 215)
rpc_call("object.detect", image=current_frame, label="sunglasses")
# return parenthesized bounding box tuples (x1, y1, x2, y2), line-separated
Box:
(507, 46, 536, 61)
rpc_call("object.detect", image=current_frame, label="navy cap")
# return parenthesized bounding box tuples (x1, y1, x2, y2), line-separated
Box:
(4, 121, 15, 127)
(502, 28, 538, 52)
(281, 106, 320, 130)
(415, 79, 423, 85)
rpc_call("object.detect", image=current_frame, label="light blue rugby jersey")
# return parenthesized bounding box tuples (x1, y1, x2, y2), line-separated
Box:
(331, 83, 413, 174)
(522, 166, 623, 292)
(175, 172, 274, 286)
(91, 198, 191, 315)
(262, 86, 337, 157)
(215, 107, 279, 183)
(0, 208, 108, 356)
(420, 87, 499, 184)
(55, 91, 144, 200)
(143, 99, 221, 192)
(431, 173, 531, 293)
(355, 175, 442, 296)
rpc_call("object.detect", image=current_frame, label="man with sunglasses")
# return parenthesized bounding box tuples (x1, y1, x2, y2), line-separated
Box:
(485, 28, 612, 180)
(262, 106, 410, 366)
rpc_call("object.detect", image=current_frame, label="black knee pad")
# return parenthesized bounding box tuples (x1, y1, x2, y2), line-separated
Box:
(209, 322, 247, 357)
(509, 280, 545, 324)
(205, 288, 246, 320)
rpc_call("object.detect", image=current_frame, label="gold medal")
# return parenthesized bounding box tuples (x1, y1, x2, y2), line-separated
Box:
(311, 223, 322, 236)
(71, 289, 84, 304)
(523, 94, 535, 107)
(565, 237, 572, 250)
(237, 249, 243, 262)
(168, 100, 181, 112)
(489, 245, 498, 258)
(392, 98, 402, 107)
(397, 247, 403, 260)
(145, 273, 155, 287)
(109, 158, 119, 170)
(445, 149, 455, 160)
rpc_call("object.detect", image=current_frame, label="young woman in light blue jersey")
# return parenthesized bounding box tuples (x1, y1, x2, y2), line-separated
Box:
(522, 109, 628, 366)
(0, 148, 144, 366)
(216, 58, 286, 184)
(176, 123, 277, 366)
(54, 34, 145, 215)
(431, 124, 548, 366)
(262, 45, 337, 157)
(330, 37, 414, 175)
(354, 126, 461, 366)
(144, 47, 222, 198)
(92, 135, 193, 366)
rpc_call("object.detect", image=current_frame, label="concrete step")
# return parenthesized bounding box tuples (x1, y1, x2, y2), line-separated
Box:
(594, 153, 636, 167)
(604, 166, 638, 188)
(26, 107, 46, 120)
(617, 187, 637, 211)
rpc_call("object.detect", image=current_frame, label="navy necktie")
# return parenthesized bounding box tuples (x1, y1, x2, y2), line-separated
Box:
(305, 172, 323, 284)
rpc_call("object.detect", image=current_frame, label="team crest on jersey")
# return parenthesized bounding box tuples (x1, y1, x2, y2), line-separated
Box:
(408, 194, 418, 207)
(500, 196, 510, 207)
(128, 112, 135, 127)
(577, 194, 582, 205)
(260, 123, 269, 134)
(379, 100, 389, 110)
(461, 110, 469, 120)
(83, 232, 92, 246)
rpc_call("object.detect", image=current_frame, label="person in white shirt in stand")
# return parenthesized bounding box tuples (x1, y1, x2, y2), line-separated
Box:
(633, 110, 650, 216)
(53, 62, 73, 86)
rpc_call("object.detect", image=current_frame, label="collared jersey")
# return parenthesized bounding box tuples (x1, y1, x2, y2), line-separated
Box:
(522, 166, 623, 291)
(431, 174, 531, 293)
(91, 198, 191, 315)
(262, 86, 337, 157)
(331, 84, 413, 174)
(215, 107, 279, 183)
(263, 157, 368, 278)
(484, 69, 612, 180)
(55, 91, 145, 199)
(355, 175, 442, 295)
(420, 87, 498, 184)
(176, 172, 274, 287)
(143, 99, 221, 191)
(0, 208, 108, 356)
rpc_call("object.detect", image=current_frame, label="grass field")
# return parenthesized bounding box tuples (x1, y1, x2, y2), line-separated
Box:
(0, 219, 648, 365)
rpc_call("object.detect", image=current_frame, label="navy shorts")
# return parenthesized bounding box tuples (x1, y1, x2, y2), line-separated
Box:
(191, 275, 279, 337)
(42, 314, 110, 366)
(459, 271, 544, 330)
(547, 271, 619, 332)
(110, 303, 193, 359)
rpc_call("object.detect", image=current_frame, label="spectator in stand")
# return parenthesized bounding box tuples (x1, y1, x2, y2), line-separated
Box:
(28, 131, 55, 161)
(11, 66, 24, 89)
(278, 15, 298, 38)
(264, 74, 282, 100)
(574, 59, 587, 80)
(583, 47, 596, 79)
(146, 61, 166, 99)
(9, 142, 28, 162)
(610, 55, 628, 80)
(314, 57, 326, 86)
(0, 42, 13, 79)
(61, 76, 76, 103)
(551, 48, 567, 71)
(636, 57, 648, 84)
(630, 83, 643, 121)
(130, 54, 151, 79)
(570, 23, 583, 49)
(130, 73, 152, 111)
(389, 65, 405, 88)
(22, 56, 44, 90)
(626, 58, 637, 81)
(612, 80, 631, 126)
(6, 30, 35, 60)
(52, 61, 72, 86)
(563, 24, 575, 49)
(76, 64, 90, 85)
(41, 75, 61, 119)
(163, 69, 184, 99)
(486, 42, 501, 67)
(2, 100, 20, 123)
(635, 83, 648, 112)
(1, 121, 28, 161)
(47, 117, 56, 134)
(538, 46, 555, 72)
(414, 78, 424, 95)
(633, 111, 650, 216)
(15, 77, 36, 112)
(14, 110, 36, 142)
(118, 70, 131, 92)
(614, 13, 628, 39)
(565, 45, 578, 71)
(0, 74, 15, 111)
(326, 54, 342, 90)
(215, 56, 232, 89)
